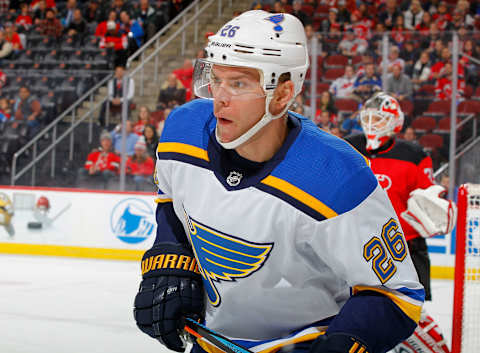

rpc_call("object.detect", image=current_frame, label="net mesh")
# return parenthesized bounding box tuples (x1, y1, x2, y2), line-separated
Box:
(12, 193, 36, 210)
(461, 184, 480, 352)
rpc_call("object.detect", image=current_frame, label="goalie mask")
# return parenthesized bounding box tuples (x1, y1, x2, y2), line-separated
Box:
(359, 92, 404, 151)
(193, 10, 309, 149)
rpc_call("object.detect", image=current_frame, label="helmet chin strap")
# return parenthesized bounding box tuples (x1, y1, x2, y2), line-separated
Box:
(215, 91, 293, 150)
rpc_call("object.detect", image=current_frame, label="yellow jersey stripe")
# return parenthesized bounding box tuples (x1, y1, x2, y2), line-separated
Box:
(157, 142, 209, 162)
(155, 198, 173, 203)
(261, 175, 338, 219)
(353, 285, 422, 323)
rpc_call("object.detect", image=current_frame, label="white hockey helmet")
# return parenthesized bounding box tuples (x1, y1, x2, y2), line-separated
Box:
(193, 10, 309, 149)
(359, 92, 404, 151)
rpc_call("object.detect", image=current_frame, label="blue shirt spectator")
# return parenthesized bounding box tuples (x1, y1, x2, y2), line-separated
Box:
(111, 120, 139, 156)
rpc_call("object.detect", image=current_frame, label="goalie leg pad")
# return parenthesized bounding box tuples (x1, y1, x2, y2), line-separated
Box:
(393, 312, 450, 353)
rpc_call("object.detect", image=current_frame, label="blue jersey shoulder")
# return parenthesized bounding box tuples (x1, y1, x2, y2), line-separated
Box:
(272, 112, 378, 215)
(160, 99, 215, 150)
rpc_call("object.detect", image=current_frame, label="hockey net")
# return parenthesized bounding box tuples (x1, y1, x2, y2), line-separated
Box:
(452, 184, 480, 353)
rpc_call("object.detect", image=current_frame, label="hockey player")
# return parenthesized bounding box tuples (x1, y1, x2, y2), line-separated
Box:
(134, 11, 425, 353)
(346, 92, 456, 353)
(0, 192, 14, 236)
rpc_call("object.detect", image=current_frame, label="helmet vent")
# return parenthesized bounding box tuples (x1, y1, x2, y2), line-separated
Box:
(262, 48, 281, 56)
(233, 44, 254, 54)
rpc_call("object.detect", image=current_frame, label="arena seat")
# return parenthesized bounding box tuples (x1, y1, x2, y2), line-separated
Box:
(411, 116, 437, 133)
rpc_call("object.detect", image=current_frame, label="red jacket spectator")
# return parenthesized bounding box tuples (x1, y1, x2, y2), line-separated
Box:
(99, 32, 127, 51)
(435, 63, 465, 100)
(16, 15, 33, 30)
(173, 59, 194, 101)
(95, 20, 120, 37)
(84, 150, 120, 173)
(126, 154, 154, 176)
(5, 29, 23, 50)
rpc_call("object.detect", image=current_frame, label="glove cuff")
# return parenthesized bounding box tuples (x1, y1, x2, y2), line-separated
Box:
(141, 242, 201, 279)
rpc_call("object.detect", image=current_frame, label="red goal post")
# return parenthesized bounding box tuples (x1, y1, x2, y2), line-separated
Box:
(451, 183, 480, 353)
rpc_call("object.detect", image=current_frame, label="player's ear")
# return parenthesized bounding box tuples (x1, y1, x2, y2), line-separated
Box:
(269, 73, 295, 116)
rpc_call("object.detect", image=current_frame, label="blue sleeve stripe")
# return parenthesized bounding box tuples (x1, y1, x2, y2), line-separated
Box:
(395, 287, 426, 302)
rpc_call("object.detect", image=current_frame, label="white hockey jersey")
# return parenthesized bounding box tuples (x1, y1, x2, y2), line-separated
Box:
(153, 99, 424, 352)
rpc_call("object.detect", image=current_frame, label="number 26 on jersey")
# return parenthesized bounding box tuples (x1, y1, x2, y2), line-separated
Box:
(363, 218, 407, 284)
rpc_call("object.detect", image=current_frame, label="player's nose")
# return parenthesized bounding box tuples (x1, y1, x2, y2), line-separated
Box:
(213, 86, 231, 108)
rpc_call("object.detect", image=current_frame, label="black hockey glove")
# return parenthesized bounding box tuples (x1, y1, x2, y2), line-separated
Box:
(309, 334, 371, 353)
(134, 243, 205, 352)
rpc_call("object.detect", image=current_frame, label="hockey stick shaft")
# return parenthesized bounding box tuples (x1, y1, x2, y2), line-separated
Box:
(183, 317, 253, 353)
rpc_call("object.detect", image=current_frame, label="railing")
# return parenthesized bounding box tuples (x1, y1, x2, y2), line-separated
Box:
(10, 74, 112, 186)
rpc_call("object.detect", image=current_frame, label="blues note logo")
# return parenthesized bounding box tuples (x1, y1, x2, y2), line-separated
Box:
(184, 211, 273, 306)
(111, 198, 155, 244)
(265, 14, 285, 32)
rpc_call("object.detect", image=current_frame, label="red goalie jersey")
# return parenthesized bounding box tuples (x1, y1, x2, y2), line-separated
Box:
(346, 134, 434, 241)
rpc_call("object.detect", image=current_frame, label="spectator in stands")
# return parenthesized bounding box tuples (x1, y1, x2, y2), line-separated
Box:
(143, 123, 159, 160)
(430, 47, 465, 81)
(65, 8, 87, 43)
(291, 0, 310, 26)
(157, 73, 186, 110)
(341, 111, 362, 136)
(432, 1, 452, 31)
(385, 45, 405, 73)
(0, 98, 11, 122)
(404, 0, 424, 30)
(347, 10, 370, 40)
(95, 11, 119, 37)
(83, 0, 102, 23)
(133, 106, 154, 136)
(294, 94, 312, 118)
(350, 63, 382, 102)
(3, 22, 23, 53)
(335, 0, 350, 24)
(321, 8, 341, 33)
(16, 3, 33, 33)
(329, 64, 356, 98)
(429, 39, 445, 64)
(11, 86, 42, 136)
(391, 14, 410, 46)
(119, 10, 144, 54)
(99, 20, 128, 67)
(338, 28, 367, 57)
(385, 63, 413, 101)
(33, 0, 48, 24)
(110, 120, 139, 156)
(403, 126, 417, 143)
(271, 1, 285, 13)
(316, 110, 334, 132)
(315, 91, 337, 124)
(412, 50, 432, 89)
(400, 40, 419, 76)
(61, 0, 77, 28)
(99, 65, 134, 127)
(173, 59, 194, 101)
(78, 130, 120, 189)
(378, 0, 401, 30)
(435, 62, 465, 101)
(0, 30, 13, 62)
(135, 0, 157, 41)
(108, 0, 132, 19)
(126, 138, 154, 191)
(38, 8, 62, 39)
(415, 10, 432, 35)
